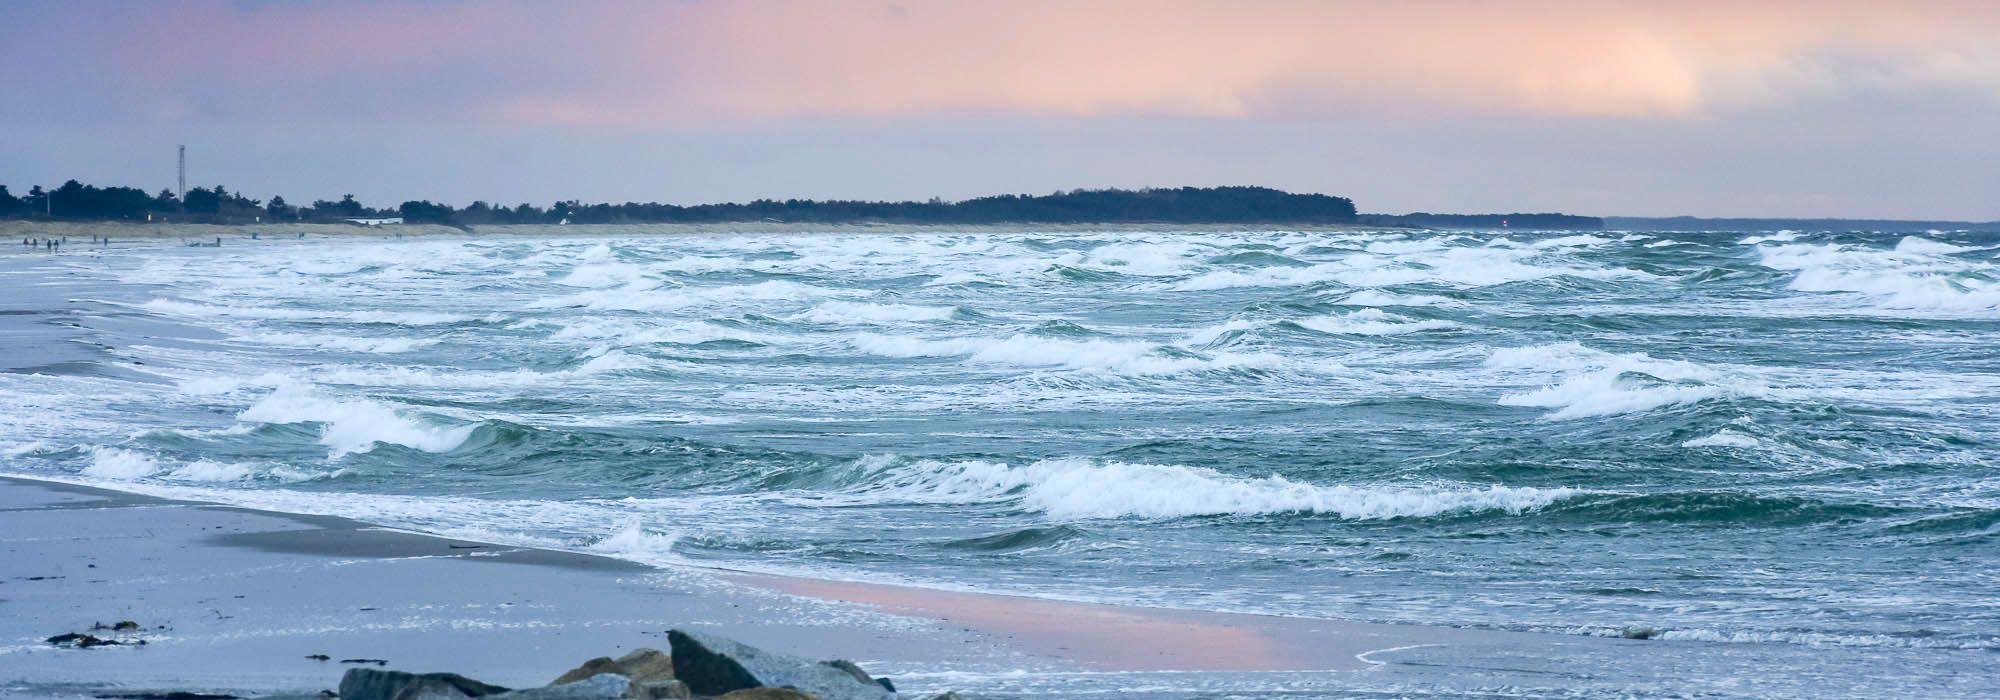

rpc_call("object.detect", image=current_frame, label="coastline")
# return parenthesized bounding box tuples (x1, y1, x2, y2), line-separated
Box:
(0, 474, 1575, 699)
(0, 220, 1384, 242)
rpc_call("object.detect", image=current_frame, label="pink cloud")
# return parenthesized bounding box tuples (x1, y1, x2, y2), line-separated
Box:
(53, 0, 2000, 125)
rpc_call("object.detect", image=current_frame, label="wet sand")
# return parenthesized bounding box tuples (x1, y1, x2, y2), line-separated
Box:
(0, 476, 1585, 698)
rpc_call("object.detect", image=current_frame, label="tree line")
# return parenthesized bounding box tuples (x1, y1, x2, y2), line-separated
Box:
(0, 182, 1359, 225)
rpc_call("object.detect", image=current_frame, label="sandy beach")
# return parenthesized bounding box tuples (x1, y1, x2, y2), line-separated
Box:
(0, 476, 1589, 699)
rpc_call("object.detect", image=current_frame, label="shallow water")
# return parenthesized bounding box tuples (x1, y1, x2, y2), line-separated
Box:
(3, 228, 1997, 695)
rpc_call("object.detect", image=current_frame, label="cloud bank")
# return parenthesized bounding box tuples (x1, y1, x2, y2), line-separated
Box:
(9, 0, 1998, 125)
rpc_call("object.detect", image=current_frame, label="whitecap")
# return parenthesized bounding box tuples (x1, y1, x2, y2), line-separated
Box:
(1293, 309, 1459, 336)
(848, 333, 1278, 375)
(238, 382, 475, 459)
(852, 456, 1582, 521)
(1486, 343, 1733, 419)
(1681, 431, 1763, 449)
(794, 301, 956, 325)
(83, 446, 159, 479)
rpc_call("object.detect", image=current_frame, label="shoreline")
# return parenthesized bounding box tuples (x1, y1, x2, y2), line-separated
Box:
(0, 474, 1579, 698)
(1, 220, 1388, 242)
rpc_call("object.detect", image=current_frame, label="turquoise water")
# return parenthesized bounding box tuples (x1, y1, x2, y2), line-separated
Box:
(3, 228, 1997, 695)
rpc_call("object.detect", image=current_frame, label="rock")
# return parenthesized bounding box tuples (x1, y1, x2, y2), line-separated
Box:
(614, 649, 676, 683)
(1619, 626, 1661, 640)
(113, 620, 143, 632)
(919, 694, 966, 700)
(818, 661, 870, 686)
(818, 660, 892, 693)
(486, 674, 629, 699)
(667, 630, 893, 700)
(552, 657, 619, 685)
(714, 691, 820, 700)
(337, 669, 510, 700)
(46, 632, 120, 648)
(553, 648, 674, 686)
(625, 680, 690, 700)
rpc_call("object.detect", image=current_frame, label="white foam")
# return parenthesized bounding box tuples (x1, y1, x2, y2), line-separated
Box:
(1738, 231, 1800, 245)
(140, 299, 472, 326)
(1, 440, 51, 459)
(588, 520, 688, 564)
(535, 280, 844, 312)
(575, 350, 653, 375)
(83, 447, 159, 479)
(848, 333, 1278, 375)
(1681, 431, 1762, 449)
(1756, 242, 2000, 313)
(1335, 290, 1460, 307)
(1892, 236, 1980, 255)
(238, 331, 439, 354)
(1171, 244, 1651, 291)
(794, 301, 956, 324)
(1487, 343, 1730, 419)
(164, 459, 256, 482)
(1293, 309, 1459, 336)
(238, 383, 475, 458)
(856, 456, 1582, 520)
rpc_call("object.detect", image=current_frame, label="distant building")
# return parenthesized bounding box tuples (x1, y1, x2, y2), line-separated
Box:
(343, 217, 403, 226)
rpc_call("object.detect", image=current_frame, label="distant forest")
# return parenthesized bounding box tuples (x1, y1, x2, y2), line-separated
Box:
(0, 182, 1362, 226)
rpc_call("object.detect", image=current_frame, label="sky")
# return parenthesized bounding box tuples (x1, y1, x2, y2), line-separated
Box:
(2, 0, 1997, 219)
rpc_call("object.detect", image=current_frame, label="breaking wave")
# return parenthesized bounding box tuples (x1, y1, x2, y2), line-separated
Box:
(848, 456, 1582, 521)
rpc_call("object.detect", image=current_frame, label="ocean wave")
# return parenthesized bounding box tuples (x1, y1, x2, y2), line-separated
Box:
(140, 299, 476, 326)
(235, 331, 440, 354)
(1755, 241, 2000, 313)
(1569, 625, 1997, 651)
(84, 446, 159, 479)
(1487, 343, 1732, 419)
(533, 279, 846, 312)
(549, 318, 781, 347)
(1334, 289, 1461, 307)
(1293, 309, 1460, 336)
(849, 456, 1582, 520)
(238, 382, 476, 458)
(848, 333, 1280, 375)
(1171, 245, 1652, 292)
(1738, 231, 1800, 245)
(1891, 236, 1982, 255)
(1681, 430, 1763, 449)
(793, 301, 957, 324)
(1543, 491, 1902, 526)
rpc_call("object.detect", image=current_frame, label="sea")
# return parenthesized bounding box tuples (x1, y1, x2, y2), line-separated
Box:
(2, 227, 1996, 697)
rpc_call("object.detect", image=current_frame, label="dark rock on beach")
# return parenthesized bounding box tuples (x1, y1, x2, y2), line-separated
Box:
(48, 632, 127, 648)
(713, 690, 820, 700)
(332, 632, 930, 700)
(487, 674, 630, 699)
(553, 648, 676, 685)
(337, 669, 511, 700)
(667, 630, 895, 700)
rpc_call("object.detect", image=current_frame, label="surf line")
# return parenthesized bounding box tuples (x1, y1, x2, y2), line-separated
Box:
(1355, 643, 1443, 667)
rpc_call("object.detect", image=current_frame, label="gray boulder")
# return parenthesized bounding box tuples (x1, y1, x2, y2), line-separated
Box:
(486, 674, 629, 699)
(553, 648, 676, 686)
(667, 630, 894, 700)
(714, 690, 820, 700)
(628, 679, 692, 700)
(551, 657, 620, 685)
(338, 668, 510, 700)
